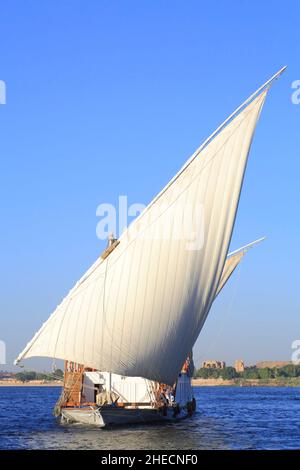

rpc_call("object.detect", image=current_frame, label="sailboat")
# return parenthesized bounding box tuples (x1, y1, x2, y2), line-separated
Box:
(15, 67, 286, 427)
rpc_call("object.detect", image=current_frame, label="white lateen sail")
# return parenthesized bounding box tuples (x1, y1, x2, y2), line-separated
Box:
(215, 237, 265, 297)
(15, 68, 285, 385)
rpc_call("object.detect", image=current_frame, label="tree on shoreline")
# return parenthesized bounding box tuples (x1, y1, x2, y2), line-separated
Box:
(15, 370, 62, 382)
(194, 364, 300, 380)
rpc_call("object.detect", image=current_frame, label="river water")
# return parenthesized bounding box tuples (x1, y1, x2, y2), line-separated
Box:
(0, 386, 299, 449)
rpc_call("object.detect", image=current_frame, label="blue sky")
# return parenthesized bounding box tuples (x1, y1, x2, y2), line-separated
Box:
(0, 1, 299, 371)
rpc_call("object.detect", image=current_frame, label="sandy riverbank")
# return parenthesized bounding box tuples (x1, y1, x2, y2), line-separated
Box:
(192, 377, 300, 387)
(0, 380, 63, 387)
(1, 378, 299, 387)
(192, 378, 234, 386)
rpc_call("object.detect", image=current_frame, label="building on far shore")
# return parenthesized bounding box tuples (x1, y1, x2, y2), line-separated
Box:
(234, 360, 245, 373)
(202, 360, 225, 369)
(0, 371, 15, 380)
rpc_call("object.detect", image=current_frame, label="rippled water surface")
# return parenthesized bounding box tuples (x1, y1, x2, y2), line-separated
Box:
(0, 386, 299, 449)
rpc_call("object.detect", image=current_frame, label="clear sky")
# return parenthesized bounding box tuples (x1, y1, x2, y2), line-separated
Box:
(0, 1, 299, 371)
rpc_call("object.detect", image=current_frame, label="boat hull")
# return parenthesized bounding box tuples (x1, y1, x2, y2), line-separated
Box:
(61, 403, 194, 427)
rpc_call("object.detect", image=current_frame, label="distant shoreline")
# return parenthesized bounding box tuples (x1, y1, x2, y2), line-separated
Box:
(0, 380, 63, 387)
(1, 378, 300, 387)
(192, 377, 300, 387)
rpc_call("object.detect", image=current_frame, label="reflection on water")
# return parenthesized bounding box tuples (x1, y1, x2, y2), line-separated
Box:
(0, 386, 299, 449)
